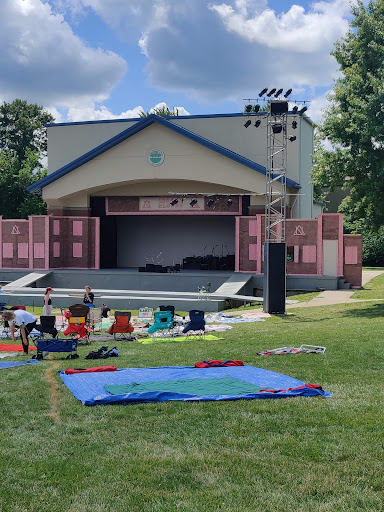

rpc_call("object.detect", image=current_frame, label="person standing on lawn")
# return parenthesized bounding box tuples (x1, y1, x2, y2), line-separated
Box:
(1, 309, 37, 355)
(43, 287, 53, 315)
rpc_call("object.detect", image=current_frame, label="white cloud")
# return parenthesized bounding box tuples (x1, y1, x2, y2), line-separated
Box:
(0, 0, 127, 107)
(306, 90, 331, 123)
(210, 0, 350, 52)
(57, 101, 190, 123)
(72, 0, 351, 103)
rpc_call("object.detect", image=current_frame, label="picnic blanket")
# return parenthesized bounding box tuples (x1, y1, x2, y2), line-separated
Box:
(0, 344, 36, 352)
(60, 365, 331, 406)
(0, 360, 38, 369)
(138, 334, 223, 344)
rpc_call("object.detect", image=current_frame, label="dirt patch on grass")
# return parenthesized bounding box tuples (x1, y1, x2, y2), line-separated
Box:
(45, 361, 62, 423)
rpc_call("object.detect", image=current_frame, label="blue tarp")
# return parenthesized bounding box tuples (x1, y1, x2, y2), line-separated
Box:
(60, 365, 331, 406)
(0, 360, 38, 369)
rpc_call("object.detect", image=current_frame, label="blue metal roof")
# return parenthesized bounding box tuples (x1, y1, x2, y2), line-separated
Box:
(28, 114, 301, 192)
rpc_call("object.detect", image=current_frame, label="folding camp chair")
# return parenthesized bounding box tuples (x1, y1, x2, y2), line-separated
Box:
(108, 311, 135, 341)
(182, 310, 206, 340)
(147, 311, 176, 340)
(64, 304, 91, 344)
(34, 316, 58, 339)
(89, 307, 103, 337)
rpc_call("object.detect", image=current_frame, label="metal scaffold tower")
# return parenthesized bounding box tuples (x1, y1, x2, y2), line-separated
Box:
(265, 104, 288, 243)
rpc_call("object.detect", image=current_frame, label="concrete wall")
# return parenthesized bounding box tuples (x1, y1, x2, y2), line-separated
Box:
(43, 123, 270, 207)
(116, 215, 235, 267)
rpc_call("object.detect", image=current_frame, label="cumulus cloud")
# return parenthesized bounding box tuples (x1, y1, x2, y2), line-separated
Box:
(71, 0, 351, 104)
(0, 0, 127, 108)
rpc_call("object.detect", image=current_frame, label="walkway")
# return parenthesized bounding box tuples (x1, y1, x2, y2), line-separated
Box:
(286, 270, 384, 309)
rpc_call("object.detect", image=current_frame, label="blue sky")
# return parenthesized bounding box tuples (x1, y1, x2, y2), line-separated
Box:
(0, 0, 354, 123)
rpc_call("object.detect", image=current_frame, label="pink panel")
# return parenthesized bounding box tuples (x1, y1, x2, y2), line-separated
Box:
(53, 242, 60, 258)
(73, 221, 83, 236)
(249, 220, 257, 237)
(3, 243, 13, 259)
(18, 243, 28, 259)
(345, 246, 358, 265)
(53, 220, 60, 235)
(34, 243, 45, 259)
(249, 244, 257, 261)
(73, 242, 83, 258)
(302, 245, 317, 263)
(294, 245, 300, 263)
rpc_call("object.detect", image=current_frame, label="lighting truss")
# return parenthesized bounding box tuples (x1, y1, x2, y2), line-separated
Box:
(265, 102, 288, 243)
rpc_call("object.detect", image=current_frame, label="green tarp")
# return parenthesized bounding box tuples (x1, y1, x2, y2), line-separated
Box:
(105, 377, 272, 396)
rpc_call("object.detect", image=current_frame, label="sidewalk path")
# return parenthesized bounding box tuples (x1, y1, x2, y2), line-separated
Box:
(286, 270, 384, 309)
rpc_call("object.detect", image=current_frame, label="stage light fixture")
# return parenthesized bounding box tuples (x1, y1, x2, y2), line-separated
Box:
(272, 123, 283, 134)
(227, 198, 233, 206)
(292, 121, 297, 129)
(274, 88, 283, 97)
(244, 120, 252, 128)
(259, 88, 268, 97)
(253, 104, 260, 113)
(299, 106, 308, 115)
(254, 120, 261, 127)
(289, 136, 297, 142)
(245, 104, 253, 113)
(292, 106, 299, 113)
(170, 198, 178, 206)
(190, 199, 198, 207)
(207, 198, 215, 207)
(267, 88, 276, 97)
(284, 89, 292, 98)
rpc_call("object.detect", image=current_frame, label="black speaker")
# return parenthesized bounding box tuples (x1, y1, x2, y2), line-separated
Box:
(263, 242, 286, 314)
(270, 100, 288, 115)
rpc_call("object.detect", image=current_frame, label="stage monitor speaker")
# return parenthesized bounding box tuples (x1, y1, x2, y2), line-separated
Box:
(263, 242, 286, 314)
(270, 100, 288, 115)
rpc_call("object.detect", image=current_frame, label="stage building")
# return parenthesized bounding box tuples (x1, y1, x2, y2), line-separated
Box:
(0, 112, 362, 291)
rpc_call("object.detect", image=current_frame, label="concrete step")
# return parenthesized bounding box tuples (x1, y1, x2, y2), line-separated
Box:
(338, 278, 351, 290)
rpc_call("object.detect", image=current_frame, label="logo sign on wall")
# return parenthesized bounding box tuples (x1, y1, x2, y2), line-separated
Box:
(147, 148, 165, 167)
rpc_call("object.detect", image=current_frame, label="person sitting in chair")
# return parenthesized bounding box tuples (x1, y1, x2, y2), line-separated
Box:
(1, 309, 37, 356)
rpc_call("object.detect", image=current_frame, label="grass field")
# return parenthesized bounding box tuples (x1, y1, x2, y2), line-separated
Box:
(352, 272, 384, 300)
(0, 301, 383, 512)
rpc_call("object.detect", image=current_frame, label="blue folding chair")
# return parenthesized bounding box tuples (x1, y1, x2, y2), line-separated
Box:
(183, 310, 205, 340)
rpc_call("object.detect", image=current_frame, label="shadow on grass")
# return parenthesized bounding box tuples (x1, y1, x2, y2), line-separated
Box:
(272, 314, 334, 323)
(339, 303, 384, 319)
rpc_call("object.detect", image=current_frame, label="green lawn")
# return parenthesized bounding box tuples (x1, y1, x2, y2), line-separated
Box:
(0, 301, 383, 511)
(352, 273, 384, 300)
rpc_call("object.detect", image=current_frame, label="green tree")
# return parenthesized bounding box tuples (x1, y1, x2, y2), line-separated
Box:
(0, 99, 53, 163)
(312, 0, 384, 232)
(0, 149, 47, 219)
(0, 99, 53, 218)
(139, 105, 179, 117)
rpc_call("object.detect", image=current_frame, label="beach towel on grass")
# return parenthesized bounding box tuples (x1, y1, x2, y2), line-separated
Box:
(60, 365, 331, 405)
(0, 360, 38, 369)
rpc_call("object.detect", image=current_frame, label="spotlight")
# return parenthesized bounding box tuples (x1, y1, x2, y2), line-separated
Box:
(284, 89, 292, 98)
(227, 198, 233, 207)
(292, 121, 297, 129)
(272, 123, 283, 134)
(253, 104, 260, 113)
(274, 88, 283, 97)
(292, 106, 299, 113)
(170, 198, 178, 206)
(259, 88, 268, 97)
(289, 136, 297, 142)
(254, 120, 261, 127)
(207, 198, 215, 207)
(267, 88, 276, 97)
(190, 199, 198, 207)
(299, 106, 308, 115)
(244, 120, 252, 128)
(245, 104, 253, 113)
